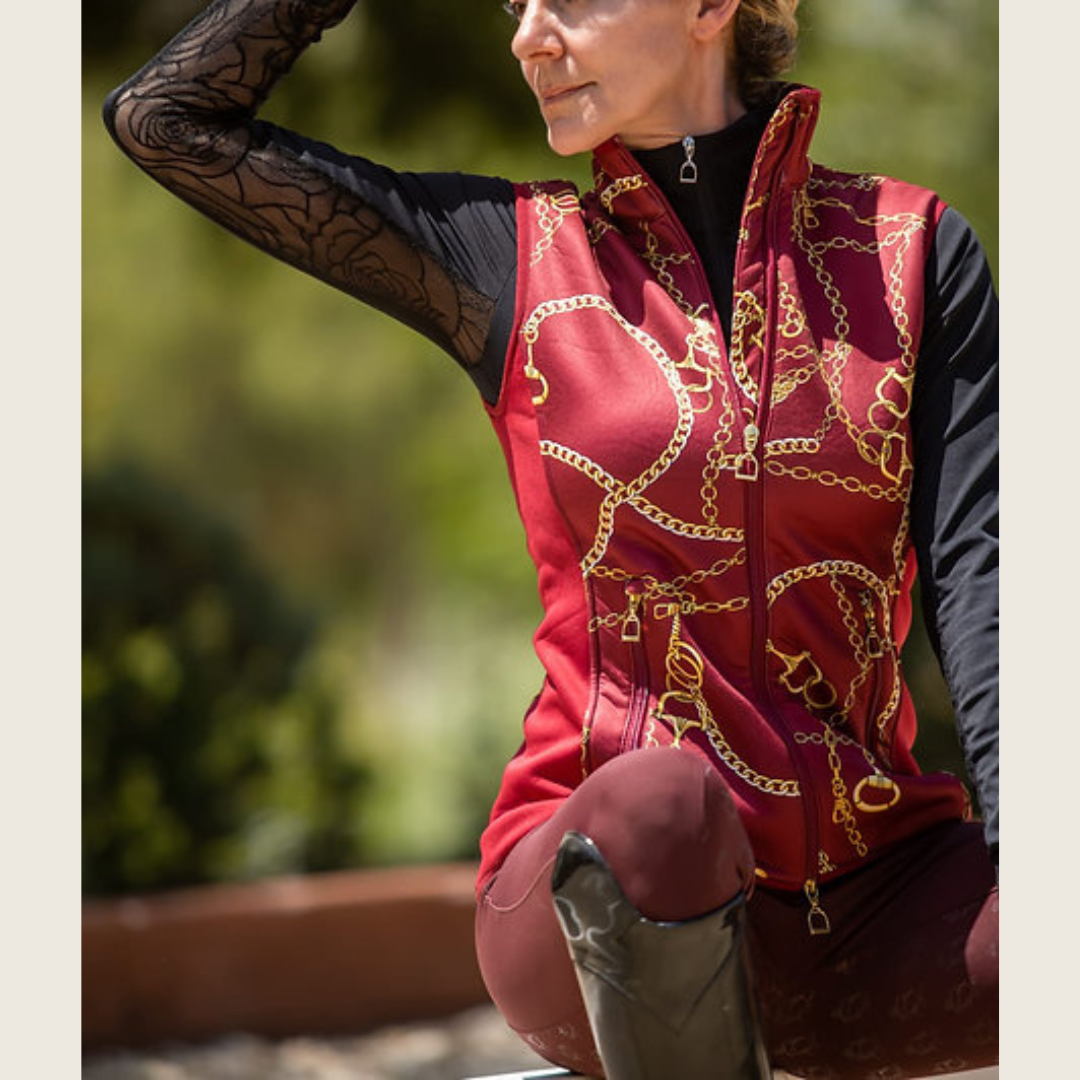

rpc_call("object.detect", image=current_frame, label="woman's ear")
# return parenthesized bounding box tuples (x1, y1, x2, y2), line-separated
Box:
(692, 0, 740, 43)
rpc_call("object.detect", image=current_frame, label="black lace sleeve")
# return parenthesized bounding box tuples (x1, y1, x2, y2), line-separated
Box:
(102, 0, 516, 376)
(912, 206, 999, 867)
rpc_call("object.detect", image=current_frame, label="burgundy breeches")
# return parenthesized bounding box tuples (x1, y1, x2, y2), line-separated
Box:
(475, 748, 998, 1079)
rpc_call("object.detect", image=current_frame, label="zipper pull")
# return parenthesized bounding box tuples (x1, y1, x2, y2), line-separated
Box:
(804, 879, 831, 936)
(735, 421, 760, 481)
(679, 135, 698, 184)
(621, 580, 645, 642)
(859, 591, 884, 659)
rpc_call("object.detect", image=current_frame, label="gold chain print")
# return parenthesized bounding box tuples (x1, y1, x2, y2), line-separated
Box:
(700, 419, 741, 525)
(763, 397, 841, 459)
(830, 579, 901, 758)
(524, 289, 759, 567)
(766, 559, 883, 604)
(728, 289, 766, 407)
(806, 171, 885, 193)
(524, 114, 924, 856)
(599, 174, 646, 213)
(676, 316, 744, 523)
(523, 294, 700, 573)
(726, 92, 800, 416)
(585, 563, 799, 799)
(890, 502, 913, 619)
(762, 460, 906, 502)
(831, 578, 881, 716)
(676, 317, 726, 416)
(586, 217, 617, 246)
(795, 727, 901, 858)
(635, 220, 755, 501)
(767, 562, 898, 732)
(770, 351, 819, 406)
(648, 612, 800, 797)
(767, 561, 903, 856)
(588, 554, 749, 634)
(795, 727, 870, 857)
(791, 179, 926, 486)
(776, 278, 808, 341)
(540, 441, 745, 545)
(528, 182, 582, 267)
(637, 222, 700, 319)
(768, 563, 893, 699)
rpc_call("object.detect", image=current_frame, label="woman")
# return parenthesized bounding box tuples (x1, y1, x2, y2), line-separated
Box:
(104, 1, 999, 1077)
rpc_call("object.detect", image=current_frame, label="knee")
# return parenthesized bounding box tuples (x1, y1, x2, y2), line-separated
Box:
(568, 748, 754, 919)
(589, 748, 738, 843)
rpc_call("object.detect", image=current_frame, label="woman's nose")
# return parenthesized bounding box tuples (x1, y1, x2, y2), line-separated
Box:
(511, 1, 564, 63)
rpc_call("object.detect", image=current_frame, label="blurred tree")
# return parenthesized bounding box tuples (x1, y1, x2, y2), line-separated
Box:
(793, 0, 998, 273)
(82, 464, 371, 895)
(83, 0, 203, 68)
(83, 0, 541, 147)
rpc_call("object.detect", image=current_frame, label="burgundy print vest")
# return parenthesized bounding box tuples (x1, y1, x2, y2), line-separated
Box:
(481, 87, 968, 920)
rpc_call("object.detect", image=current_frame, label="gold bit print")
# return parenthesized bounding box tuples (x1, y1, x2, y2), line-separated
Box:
(768, 644, 838, 711)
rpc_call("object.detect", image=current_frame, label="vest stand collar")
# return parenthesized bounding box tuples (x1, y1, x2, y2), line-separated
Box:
(588, 83, 822, 230)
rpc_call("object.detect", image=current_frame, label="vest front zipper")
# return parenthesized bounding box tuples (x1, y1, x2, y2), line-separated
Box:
(744, 162, 830, 935)
(620, 136, 830, 931)
(803, 879, 831, 935)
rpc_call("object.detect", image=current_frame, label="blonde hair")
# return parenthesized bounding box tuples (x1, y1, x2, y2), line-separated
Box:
(732, 0, 801, 105)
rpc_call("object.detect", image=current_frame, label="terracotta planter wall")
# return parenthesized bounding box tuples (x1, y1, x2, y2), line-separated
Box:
(83, 862, 489, 1050)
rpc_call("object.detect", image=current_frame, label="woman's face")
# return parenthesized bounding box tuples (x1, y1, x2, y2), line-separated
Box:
(508, 0, 722, 155)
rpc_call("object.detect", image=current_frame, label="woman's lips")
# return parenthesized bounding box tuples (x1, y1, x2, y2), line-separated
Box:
(539, 83, 589, 106)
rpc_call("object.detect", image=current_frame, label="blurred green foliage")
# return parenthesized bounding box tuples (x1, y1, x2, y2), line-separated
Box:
(83, 0, 996, 895)
(83, 465, 371, 894)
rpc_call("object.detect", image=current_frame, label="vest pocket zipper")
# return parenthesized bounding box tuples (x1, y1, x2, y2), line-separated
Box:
(620, 579, 650, 752)
(859, 589, 884, 661)
(621, 580, 645, 643)
(858, 589, 895, 764)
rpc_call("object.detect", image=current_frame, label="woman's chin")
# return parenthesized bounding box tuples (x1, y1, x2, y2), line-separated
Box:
(545, 119, 604, 158)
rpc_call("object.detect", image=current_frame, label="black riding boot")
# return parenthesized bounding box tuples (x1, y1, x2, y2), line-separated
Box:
(551, 830, 771, 1080)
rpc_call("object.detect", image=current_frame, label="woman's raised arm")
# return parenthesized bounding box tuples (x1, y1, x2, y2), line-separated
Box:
(103, 0, 509, 369)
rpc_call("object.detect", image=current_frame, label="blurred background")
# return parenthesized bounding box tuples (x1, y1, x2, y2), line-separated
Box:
(82, 0, 998, 901)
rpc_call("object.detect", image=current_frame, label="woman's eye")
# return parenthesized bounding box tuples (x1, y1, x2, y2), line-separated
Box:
(502, 1, 527, 21)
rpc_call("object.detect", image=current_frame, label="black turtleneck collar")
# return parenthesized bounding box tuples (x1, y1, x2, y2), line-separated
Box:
(633, 104, 773, 227)
(630, 102, 774, 344)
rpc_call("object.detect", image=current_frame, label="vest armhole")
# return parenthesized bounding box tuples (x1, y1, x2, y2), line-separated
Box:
(484, 179, 581, 419)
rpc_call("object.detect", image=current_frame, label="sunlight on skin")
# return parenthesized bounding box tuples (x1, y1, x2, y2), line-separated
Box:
(505, 0, 746, 153)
